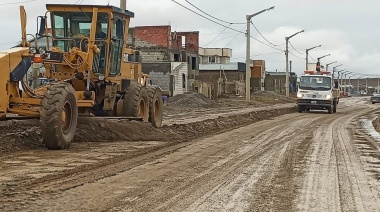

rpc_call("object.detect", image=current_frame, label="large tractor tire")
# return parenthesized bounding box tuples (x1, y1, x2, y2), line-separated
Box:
(40, 83, 78, 150)
(123, 84, 149, 122)
(145, 86, 164, 128)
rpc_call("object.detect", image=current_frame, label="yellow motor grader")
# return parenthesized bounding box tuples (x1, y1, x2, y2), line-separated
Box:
(0, 4, 163, 149)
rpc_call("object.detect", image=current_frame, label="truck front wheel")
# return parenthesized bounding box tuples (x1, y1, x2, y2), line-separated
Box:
(328, 106, 333, 114)
(333, 100, 337, 113)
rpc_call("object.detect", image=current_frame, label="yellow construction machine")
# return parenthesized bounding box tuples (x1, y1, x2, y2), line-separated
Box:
(0, 4, 163, 149)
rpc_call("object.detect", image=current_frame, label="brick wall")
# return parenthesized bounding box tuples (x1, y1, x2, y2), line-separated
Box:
(197, 70, 244, 83)
(131, 25, 171, 48)
(141, 51, 169, 62)
(172, 31, 199, 52)
(142, 63, 171, 90)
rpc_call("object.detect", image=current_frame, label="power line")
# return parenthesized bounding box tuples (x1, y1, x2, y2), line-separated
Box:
(308, 53, 317, 61)
(0, 0, 36, 5)
(184, 0, 245, 25)
(170, 0, 245, 34)
(200, 26, 245, 67)
(288, 41, 305, 54)
(170, 0, 284, 52)
(203, 27, 228, 47)
(250, 20, 284, 47)
(288, 51, 305, 60)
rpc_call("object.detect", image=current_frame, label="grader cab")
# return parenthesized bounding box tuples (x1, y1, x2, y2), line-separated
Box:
(0, 4, 163, 149)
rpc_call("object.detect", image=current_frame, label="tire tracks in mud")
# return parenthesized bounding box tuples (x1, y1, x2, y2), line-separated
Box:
(0, 106, 296, 211)
(297, 105, 380, 212)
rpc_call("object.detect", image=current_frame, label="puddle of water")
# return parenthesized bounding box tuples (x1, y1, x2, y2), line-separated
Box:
(360, 117, 380, 142)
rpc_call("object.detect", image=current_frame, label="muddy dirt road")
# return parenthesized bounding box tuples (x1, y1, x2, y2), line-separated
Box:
(1, 97, 380, 211)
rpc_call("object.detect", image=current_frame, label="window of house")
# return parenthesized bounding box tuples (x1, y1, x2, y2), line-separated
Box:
(174, 53, 180, 62)
(209, 56, 216, 63)
(182, 74, 186, 89)
(191, 57, 197, 70)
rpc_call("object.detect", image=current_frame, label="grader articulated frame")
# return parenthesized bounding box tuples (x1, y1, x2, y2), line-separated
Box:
(0, 4, 163, 149)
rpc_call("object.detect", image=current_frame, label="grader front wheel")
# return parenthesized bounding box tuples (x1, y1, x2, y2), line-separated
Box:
(40, 83, 78, 150)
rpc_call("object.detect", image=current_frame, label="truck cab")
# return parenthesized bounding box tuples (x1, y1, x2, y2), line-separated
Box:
(297, 70, 339, 114)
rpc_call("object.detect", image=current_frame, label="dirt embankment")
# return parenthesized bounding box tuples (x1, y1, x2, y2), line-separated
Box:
(0, 106, 296, 156)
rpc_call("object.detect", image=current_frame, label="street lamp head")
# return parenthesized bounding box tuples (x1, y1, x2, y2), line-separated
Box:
(267, 6, 275, 11)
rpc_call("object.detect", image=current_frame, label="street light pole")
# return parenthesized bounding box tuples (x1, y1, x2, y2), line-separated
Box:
(326, 61, 337, 72)
(305, 45, 321, 70)
(245, 6, 275, 102)
(332, 64, 343, 80)
(285, 29, 304, 97)
(120, 0, 126, 9)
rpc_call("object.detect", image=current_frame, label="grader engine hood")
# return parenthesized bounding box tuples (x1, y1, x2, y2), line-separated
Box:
(0, 47, 32, 82)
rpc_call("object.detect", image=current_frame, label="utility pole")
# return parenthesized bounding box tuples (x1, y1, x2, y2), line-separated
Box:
(305, 45, 321, 70)
(357, 77, 361, 94)
(286, 30, 304, 97)
(245, 6, 275, 102)
(120, 0, 126, 9)
(378, 77, 379, 93)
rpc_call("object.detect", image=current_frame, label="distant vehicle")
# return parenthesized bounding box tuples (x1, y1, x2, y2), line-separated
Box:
(296, 70, 339, 114)
(370, 93, 380, 104)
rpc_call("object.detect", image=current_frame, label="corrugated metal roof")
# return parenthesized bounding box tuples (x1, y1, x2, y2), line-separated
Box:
(199, 62, 245, 71)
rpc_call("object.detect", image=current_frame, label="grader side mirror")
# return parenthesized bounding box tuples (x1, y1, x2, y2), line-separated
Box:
(116, 19, 123, 38)
(38, 16, 46, 36)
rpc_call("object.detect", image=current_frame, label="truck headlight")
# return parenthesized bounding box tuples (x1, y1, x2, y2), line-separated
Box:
(325, 95, 331, 99)
(297, 93, 303, 98)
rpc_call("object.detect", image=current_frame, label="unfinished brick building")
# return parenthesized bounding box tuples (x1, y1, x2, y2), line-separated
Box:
(127, 25, 199, 96)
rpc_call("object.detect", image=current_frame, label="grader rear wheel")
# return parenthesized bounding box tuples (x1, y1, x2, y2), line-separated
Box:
(123, 84, 149, 122)
(40, 83, 78, 150)
(145, 86, 163, 128)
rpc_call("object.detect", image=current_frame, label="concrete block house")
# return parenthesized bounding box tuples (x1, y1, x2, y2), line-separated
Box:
(127, 25, 199, 96)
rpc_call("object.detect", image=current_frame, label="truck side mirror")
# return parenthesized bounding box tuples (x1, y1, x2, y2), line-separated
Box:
(116, 19, 123, 38)
(38, 16, 46, 36)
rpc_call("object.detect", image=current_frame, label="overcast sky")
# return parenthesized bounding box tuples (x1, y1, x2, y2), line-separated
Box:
(1, 0, 379, 77)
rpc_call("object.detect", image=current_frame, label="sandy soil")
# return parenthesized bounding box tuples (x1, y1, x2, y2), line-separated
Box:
(2, 96, 380, 211)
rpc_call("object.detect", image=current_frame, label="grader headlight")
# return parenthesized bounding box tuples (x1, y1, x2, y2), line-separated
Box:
(38, 47, 46, 54)
(29, 47, 37, 54)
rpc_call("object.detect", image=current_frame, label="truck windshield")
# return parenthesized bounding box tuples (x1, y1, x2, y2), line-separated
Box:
(299, 76, 331, 91)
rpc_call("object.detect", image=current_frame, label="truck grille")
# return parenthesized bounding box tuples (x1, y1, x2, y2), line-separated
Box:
(298, 99, 331, 104)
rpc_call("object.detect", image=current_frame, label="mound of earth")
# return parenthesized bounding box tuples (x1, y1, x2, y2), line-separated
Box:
(0, 118, 171, 156)
(252, 91, 295, 103)
(167, 92, 214, 108)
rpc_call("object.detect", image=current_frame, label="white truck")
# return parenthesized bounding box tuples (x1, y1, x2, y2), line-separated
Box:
(297, 70, 340, 114)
